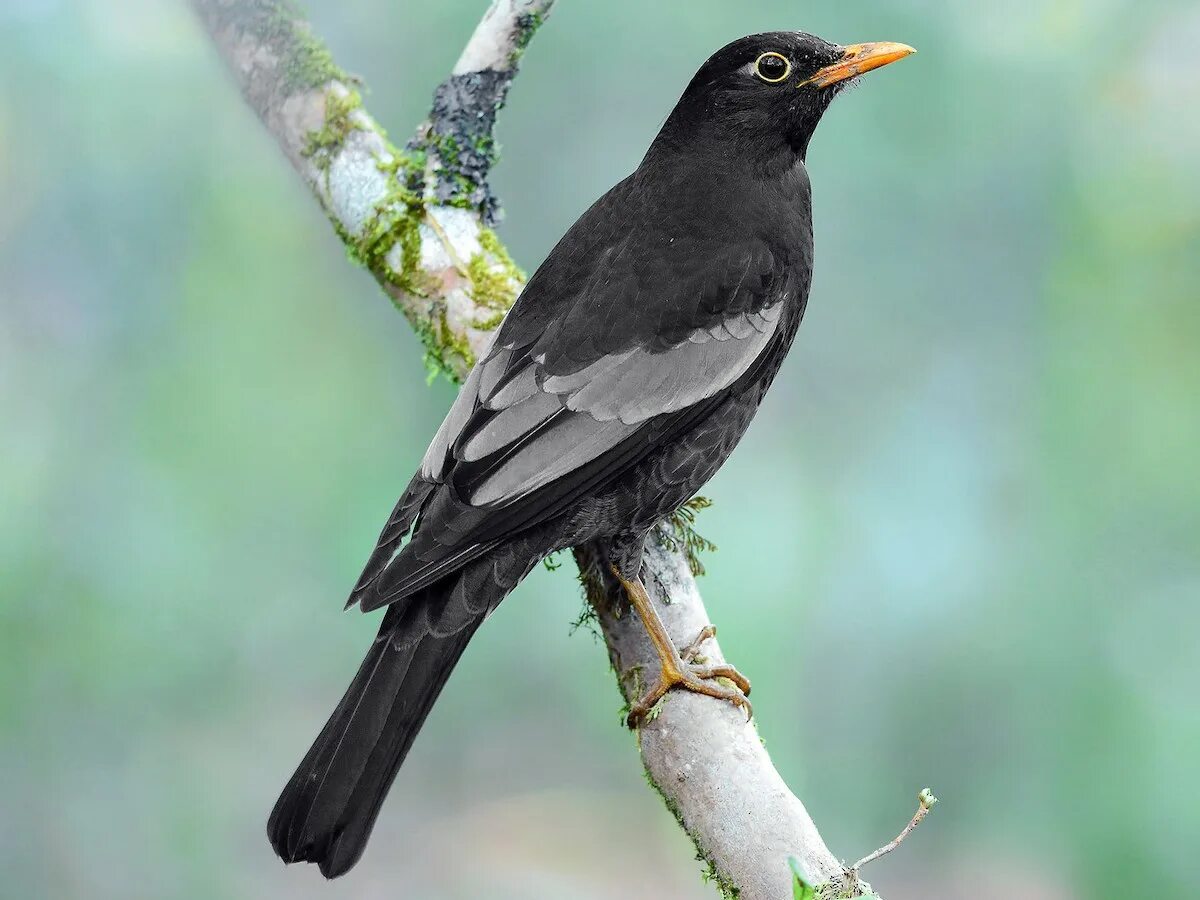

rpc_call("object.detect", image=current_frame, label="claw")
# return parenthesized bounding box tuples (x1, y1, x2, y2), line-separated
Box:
(625, 626, 752, 728)
(681, 624, 717, 662)
(693, 663, 751, 696)
(626, 659, 753, 728)
(609, 565, 752, 729)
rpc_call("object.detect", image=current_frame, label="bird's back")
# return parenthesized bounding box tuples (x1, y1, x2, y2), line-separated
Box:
(349, 154, 816, 609)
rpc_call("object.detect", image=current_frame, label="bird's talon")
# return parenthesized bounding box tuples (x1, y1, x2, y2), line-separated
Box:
(681, 624, 718, 662)
(626, 660, 753, 728)
(695, 663, 752, 696)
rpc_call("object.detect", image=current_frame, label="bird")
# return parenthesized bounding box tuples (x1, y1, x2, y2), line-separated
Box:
(268, 30, 914, 878)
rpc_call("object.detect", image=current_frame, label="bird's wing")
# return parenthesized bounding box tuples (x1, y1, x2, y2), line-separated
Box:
(352, 181, 801, 610)
(437, 283, 785, 505)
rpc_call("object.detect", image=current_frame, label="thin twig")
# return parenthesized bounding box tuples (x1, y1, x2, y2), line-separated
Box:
(851, 788, 939, 872)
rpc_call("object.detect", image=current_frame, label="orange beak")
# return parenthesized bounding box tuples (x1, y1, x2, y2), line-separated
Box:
(801, 41, 917, 88)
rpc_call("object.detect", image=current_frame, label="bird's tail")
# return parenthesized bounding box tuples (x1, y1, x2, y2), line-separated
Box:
(267, 568, 500, 878)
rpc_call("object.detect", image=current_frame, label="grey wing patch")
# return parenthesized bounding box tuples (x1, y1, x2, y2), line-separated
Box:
(418, 335, 639, 508)
(456, 391, 563, 462)
(476, 345, 512, 399)
(456, 303, 784, 503)
(553, 305, 783, 425)
(419, 302, 780, 521)
(484, 363, 539, 408)
(420, 332, 502, 481)
(452, 303, 783, 505)
(418, 302, 780, 497)
(464, 413, 636, 505)
(538, 348, 637, 394)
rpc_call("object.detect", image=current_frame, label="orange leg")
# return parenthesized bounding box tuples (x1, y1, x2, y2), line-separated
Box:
(611, 566, 751, 728)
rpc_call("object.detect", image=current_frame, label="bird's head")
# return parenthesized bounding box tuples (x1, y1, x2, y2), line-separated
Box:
(650, 32, 915, 168)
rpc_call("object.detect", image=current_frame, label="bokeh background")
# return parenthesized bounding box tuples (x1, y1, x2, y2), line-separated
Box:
(3, 0, 1198, 897)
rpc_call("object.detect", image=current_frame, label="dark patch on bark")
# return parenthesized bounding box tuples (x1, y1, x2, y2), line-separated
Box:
(414, 69, 513, 224)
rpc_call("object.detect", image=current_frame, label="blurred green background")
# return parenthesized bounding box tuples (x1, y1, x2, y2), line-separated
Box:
(2, 1, 1198, 897)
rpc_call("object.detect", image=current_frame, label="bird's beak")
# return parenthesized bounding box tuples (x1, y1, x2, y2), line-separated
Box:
(801, 42, 916, 88)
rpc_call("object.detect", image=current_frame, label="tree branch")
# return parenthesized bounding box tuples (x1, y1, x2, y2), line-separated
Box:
(193, 2, 861, 896)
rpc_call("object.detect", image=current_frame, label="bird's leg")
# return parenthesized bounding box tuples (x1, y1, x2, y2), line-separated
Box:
(610, 566, 751, 728)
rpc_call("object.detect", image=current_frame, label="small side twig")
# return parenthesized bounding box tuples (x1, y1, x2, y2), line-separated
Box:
(850, 788, 939, 872)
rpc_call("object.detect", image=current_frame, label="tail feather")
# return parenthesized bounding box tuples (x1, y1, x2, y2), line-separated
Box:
(268, 577, 488, 878)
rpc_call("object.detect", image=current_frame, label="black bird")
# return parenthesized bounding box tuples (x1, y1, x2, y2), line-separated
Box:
(269, 31, 914, 878)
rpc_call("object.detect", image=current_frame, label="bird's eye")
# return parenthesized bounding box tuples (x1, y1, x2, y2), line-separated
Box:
(754, 52, 791, 84)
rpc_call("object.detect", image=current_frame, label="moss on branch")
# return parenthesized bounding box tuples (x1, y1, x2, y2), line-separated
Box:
(658, 497, 718, 577)
(466, 227, 526, 328)
(302, 89, 363, 169)
(508, 9, 550, 66)
(299, 91, 526, 384)
(221, 0, 350, 91)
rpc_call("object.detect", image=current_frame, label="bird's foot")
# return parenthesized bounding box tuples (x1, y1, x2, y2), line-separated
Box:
(626, 627, 751, 728)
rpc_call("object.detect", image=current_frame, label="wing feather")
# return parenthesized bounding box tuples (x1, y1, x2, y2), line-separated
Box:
(351, 171, 808, 611)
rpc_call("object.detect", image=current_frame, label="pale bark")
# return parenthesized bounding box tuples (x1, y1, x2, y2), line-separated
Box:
(192, 2, 861, 896)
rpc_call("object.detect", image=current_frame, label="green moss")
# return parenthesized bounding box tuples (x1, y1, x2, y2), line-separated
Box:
(465, 226, 525, 326)
(570, 554, 610, 653)
(302, 89, 362, 170)
(428, 130, 460, 170)
(508, 9, 550, 67)
(567, 596, 601, 643)
(815, 876, 875, 899)
(472, 132, 496, 160)
(237, 6, 525, 387)
(639, 766, 741, 898)
(226, 4, 515, 387)
(340, 159, 420, 286)
(479, 227, 526, 282)
(642, 764, 683, 818)
(423, 129, 489, 213)
(699, 849, 742, 900)
(752, 715, 767, 748)
(659, 496, 718, 577)
(226, 1, 349, 91)
(416, 306, 475, 385)
(336, 141, 511, 384)
(792, 859, 880, 900)
(283, 23, 348, 91)
(323, 145, 474, 384)
(577, 568, 608, 615)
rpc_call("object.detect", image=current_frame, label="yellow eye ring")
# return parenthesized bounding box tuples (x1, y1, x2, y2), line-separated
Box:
(754, 51, 791, 84)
